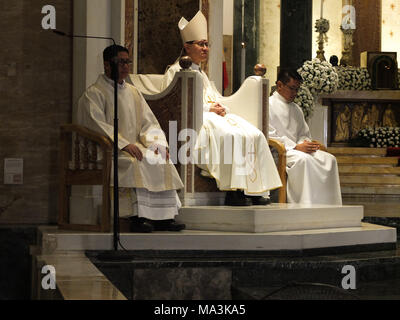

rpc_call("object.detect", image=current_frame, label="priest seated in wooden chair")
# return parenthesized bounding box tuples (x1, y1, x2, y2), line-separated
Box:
(76, 44, 186, 233)
(268, 69, 342, 205)
(161, 11, 282, 206)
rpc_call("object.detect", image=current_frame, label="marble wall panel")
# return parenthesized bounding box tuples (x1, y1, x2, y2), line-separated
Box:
(0, 1, 72, 224)
(280, 0, 313, 70)
(137, 0, 199, 74)
(132, 267, 232, 300)
(352, 0, 381, 66)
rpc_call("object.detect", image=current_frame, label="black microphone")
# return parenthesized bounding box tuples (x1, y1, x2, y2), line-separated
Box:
(53, 30, 116, 45)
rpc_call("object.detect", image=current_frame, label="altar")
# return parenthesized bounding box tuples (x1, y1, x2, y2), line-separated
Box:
(311, 90, 400, 147)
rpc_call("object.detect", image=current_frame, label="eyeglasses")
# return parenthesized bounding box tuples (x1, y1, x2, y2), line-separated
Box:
(187, 41, 210, 48)
(283, 83, 300, 92)
(117, 59, 133, 66)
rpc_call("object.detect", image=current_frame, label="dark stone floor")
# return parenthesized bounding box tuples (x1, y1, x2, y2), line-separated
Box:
(88, 239, 400, 300)
(0, 226, 38, 300)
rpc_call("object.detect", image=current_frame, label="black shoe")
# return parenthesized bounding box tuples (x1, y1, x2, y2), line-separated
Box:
(153, 219, 186, 231)
(249, 196, 271, 205)
(129, 217, 154, 233)
(225, 190, 252, 206)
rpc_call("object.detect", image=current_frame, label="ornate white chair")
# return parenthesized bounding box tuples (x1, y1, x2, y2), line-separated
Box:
(127, 59, 272, 206)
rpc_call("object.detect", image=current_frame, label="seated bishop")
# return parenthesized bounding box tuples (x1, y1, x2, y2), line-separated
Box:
(77, 45, 185, 233)
(269, 69, 342, 205)
(161, 11, 282, 206)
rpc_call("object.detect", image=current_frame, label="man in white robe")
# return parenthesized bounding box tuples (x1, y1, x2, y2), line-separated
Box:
(162, 11, 282, 206)
(269, 69, 342, 205)
(77, 45, 185, 232)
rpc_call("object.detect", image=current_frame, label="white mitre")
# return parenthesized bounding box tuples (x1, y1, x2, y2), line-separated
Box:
(178, 11, 208, 43)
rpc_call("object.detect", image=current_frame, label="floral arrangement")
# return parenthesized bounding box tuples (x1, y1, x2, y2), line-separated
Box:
(297, 58, 339, 96)
(295, 58, 339, 119)
(354, 127, 400, 148)
(336, 66, 372, 90)
(315, 18, 330, 34)
(294, 84, 314, 120)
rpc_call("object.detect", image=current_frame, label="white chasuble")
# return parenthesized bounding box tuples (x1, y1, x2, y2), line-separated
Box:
(162, 62, 282, 195)
(269, 91, 342, 205)
(77, 75, 183, 219)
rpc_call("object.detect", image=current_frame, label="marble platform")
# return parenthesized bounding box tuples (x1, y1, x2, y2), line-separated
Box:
(34, 204, 396, 253)
(31, 204, 397, 300)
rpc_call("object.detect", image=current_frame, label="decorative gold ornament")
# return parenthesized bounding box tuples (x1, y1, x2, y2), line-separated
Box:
(315, 18, 330, 61)
(340, 27, 355, 67)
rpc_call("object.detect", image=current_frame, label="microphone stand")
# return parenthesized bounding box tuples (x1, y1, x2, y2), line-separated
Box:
(110, 50, 120, 252)
(54, 30, 121, 252)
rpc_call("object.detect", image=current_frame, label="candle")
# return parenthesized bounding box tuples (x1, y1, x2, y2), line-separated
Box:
(241, 42, 246, 84)
(320, 0, 324, 18)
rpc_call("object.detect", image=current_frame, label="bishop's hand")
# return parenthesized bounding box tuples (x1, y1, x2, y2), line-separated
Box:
(209, 103, 226, 117)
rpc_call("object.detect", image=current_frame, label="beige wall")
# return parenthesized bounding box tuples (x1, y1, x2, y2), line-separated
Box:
(312, 0, 343, 63)
(382, 0, 400, 59)
(0, 1, 72, 224)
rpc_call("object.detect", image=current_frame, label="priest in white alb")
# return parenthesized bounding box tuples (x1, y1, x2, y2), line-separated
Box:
(269, 69, 342, 205)
(77, 45, 185, 232)
(161, 11, 282, 206)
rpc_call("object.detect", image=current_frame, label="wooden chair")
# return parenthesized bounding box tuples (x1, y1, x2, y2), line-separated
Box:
(268, 138, 328, 203)
(58, 124, 112, 232)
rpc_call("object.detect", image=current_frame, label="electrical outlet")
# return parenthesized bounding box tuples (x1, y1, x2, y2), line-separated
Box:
(4, 158, 23, 185)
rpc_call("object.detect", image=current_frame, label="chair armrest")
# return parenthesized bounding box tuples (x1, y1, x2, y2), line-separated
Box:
(218, 76, 268, 131)
(268, 138, 287, 203)
(61, 124, 113, 149)
(312, 140, 328, 153)
(268, 138, 286, 156)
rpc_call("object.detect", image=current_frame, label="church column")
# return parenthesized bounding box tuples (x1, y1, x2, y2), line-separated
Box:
(280, 0, 312, 71)
(72, 0, 125, 122)
(208, 0, 224, 93)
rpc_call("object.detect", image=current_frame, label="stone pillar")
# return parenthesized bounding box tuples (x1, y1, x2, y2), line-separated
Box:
(280, 0, 312, 71)
(232, 0, 260, 92)
(208, 0, 223, 93)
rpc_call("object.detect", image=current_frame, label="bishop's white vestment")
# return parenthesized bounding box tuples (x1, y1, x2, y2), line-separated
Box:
(77, 74, 184, 220)
(269, 91, 342, 205)
(162, 61, 282, 195)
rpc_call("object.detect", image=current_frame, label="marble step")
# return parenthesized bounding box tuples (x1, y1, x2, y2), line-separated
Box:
(343, 196, 400, 217)
(341, 185, 400, 195)
(336, 156, 399, 166)
(339, 175, 400, 185)
(329, 147, 387, 156)
(339, 166, 400, 175)
(176, 204, 363, 233)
